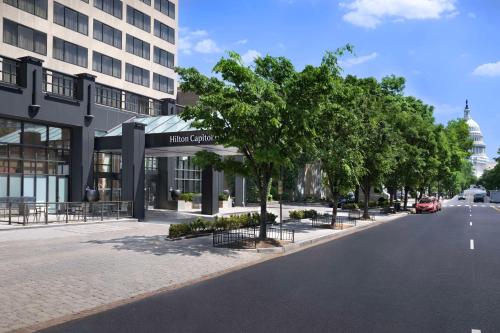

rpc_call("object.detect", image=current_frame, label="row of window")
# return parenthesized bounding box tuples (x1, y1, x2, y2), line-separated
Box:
(95, 84, 162, 115)
(3, 0, 175, 24)
(5, 0, 175, 46)
(3, 19, 175, 72)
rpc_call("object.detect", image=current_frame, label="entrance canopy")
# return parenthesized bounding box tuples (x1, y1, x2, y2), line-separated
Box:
(95, 115, 239, 157)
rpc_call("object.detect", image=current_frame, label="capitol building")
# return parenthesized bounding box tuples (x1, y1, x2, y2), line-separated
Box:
(464, 100, 495, 178)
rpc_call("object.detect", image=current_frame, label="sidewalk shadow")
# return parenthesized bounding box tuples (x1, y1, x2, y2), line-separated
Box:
(85, 235, 242, 258)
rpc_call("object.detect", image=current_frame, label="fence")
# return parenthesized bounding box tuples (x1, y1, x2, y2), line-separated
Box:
(311, 214, 357, 230)
(213, 225, 295, 248)
(0, 201, 133, 225)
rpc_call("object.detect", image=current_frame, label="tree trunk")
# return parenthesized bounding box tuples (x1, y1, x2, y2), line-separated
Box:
(257, 175, 271, 239)
(403, 186, 409, 210)
(361, 181, 370, 220)
(354, 185, 360, 203)
(331, 192, 340, 227)
(259, 191, 267, 239)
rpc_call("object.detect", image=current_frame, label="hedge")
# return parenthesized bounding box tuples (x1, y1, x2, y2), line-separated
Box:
(289, 209, 318, 219)
(168, 212, 278, 239)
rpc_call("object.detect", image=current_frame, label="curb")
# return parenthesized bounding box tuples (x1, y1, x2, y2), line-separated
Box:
(0, 219, 138, 232)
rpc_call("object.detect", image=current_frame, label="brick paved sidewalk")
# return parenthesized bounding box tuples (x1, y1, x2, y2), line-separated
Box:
(0, 222, 267, 333)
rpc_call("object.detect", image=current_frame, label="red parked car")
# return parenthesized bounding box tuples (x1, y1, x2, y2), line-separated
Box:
(416, 197, 441, 214)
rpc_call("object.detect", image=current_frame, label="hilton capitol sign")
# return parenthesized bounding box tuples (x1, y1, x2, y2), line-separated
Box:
(169, 132, 215, 145)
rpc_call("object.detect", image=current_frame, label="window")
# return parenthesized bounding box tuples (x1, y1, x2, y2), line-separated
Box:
(3, 0, 48, 19)
(53, 2, 88, 35)
(95, 84, 122, 109)
(93, 20, 121, 49)
(125, 64, 149, 87)
(126, 34, 150, 60)
(140, 0, 150, 5)
(43, 70, 76, 98)
(153, 46, 174, 69)
(126, 6, 150, 32)
(154, 0, 175, 19)
(53, 37, 87, 67)
(153, 20, 175, 44)
(93, 52, 121, 78)
(3, 19, 47, 55)
(94, 0, 122, 19)
(125, 92, 150, 114)
(153, 73, 174, 94)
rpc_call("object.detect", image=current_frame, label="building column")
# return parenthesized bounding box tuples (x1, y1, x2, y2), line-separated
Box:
(121, 122, 146, 220)
(234, 156, 246, 207)
(234, 175, 246, 207)
(70, 126, 95, 202)
(69, 74, 96, 202)
(201, 166, 219, 215)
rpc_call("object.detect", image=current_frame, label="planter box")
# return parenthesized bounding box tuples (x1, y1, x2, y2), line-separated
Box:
(219, 198, 232, 209)
(166, 200, 193, 211)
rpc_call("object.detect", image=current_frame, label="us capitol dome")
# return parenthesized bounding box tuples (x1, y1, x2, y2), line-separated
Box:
(464, 100, 494, 178)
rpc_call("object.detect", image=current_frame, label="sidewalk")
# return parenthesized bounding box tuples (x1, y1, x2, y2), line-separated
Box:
(0, 210, 407, 333)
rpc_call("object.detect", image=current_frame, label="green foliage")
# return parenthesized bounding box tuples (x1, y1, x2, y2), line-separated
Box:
(342, 203, 359, 210)
(168, 213, 278, 239)
(289, 209, 318, 219)
(178, 192, 197, 202)
(218, 193, 229, 201)
(479, 148, 500, 190)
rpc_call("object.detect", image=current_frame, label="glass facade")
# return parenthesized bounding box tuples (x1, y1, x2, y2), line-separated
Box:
(175, 157, 201, 193)
(0, 117, 70, 202)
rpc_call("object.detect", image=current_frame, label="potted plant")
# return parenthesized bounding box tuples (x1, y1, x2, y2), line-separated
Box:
(218, 192, 232, 209)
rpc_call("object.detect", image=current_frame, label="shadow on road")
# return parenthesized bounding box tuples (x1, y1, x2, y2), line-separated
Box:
(85, 235, 242, 258)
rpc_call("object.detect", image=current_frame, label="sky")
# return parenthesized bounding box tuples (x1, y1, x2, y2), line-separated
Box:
(178, 0, 500, 158)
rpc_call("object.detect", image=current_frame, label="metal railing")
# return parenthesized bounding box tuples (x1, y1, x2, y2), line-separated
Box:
(0, 57, 19, 85)
(43, 69, 77, 99)
(95, 83, 161, 116)
(311, 214, 357, 229)
(0, 201, 133, 225)
(213, 225, 295, 248)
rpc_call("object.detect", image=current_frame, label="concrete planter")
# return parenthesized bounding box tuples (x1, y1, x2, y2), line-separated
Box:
(219, 198, 232, 209)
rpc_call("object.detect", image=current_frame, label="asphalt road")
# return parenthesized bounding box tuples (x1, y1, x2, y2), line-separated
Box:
(39, 197, 500, 333)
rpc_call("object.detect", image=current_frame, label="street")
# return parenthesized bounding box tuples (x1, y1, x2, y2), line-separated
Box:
(39, 196, 500, 333)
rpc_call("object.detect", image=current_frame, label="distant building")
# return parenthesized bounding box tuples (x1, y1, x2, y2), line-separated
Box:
(464, 100, 494, 178)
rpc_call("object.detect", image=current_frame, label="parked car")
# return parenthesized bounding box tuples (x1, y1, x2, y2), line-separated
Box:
(458, 193, 466, 200)
(416, 197, 440, 214)
(473, 193, 485, 203)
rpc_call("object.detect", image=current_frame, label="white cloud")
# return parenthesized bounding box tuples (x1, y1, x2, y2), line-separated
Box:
(179, 28, 221, 55)
(467, 12, 476, 19)
(339, 52, 378, 68)
(340, 0, 458, 28)
(194, 39, 221, 54)
(241, 50, 262, 66)
(472, 61, 500, 77)
(235, 39, 248, 45)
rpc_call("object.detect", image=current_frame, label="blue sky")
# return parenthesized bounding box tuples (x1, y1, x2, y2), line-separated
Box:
(178, 0, 500, 158)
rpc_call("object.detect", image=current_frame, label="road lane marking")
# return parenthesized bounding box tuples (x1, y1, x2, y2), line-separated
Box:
(457, 204, 462, 207)
(470, 222, 472, 226)
(472, 329, 481, 333)
(470, 239, 475, 250)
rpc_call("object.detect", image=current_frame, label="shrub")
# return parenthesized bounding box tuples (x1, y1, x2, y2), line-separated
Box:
(343, 203, 359, 210)
(304, 209, 318, 218)
(267, 194, 273, 201)
(368, 201, 379, 208)
(179, 192, 196, 202)
(289, 210, 305, 219)
(218, 193, 229, 201)
(289, 210, 316, 219)
(168, 223, 192, 238)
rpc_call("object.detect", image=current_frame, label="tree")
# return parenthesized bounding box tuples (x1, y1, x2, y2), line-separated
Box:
(311, 52, 364, 225)
(344, 76, 398, 219)
(176, 52, 323, 238)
